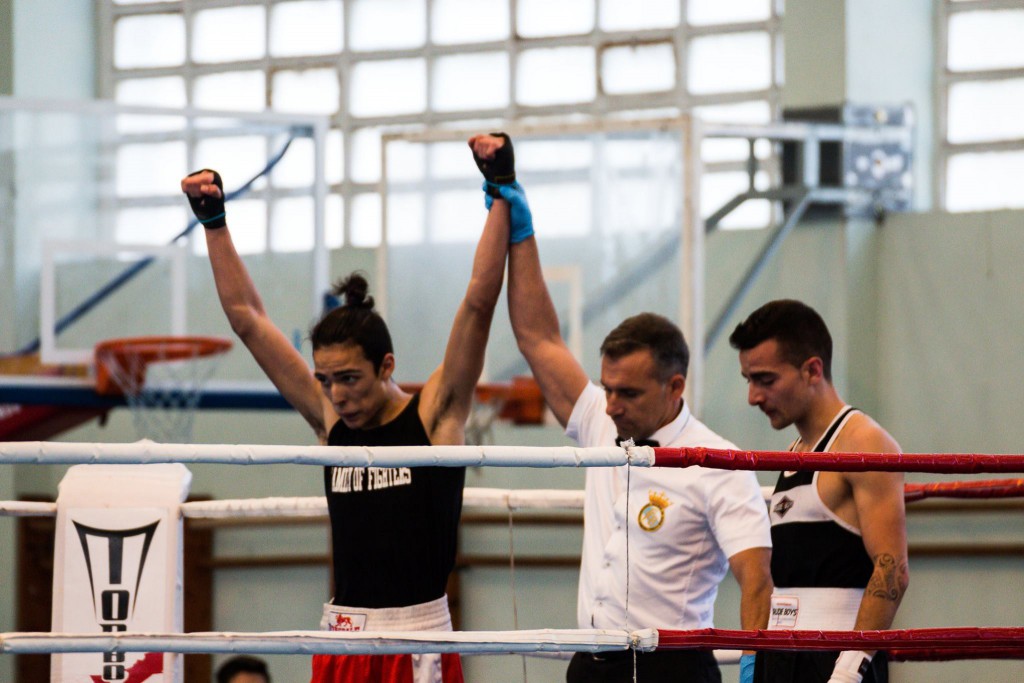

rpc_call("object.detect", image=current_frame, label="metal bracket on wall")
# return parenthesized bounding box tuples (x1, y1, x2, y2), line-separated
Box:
(489, 107, 915, 378)
(704, 104, 915, 353)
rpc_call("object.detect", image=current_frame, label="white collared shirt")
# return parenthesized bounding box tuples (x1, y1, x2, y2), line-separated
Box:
(567, 382, 771, 630)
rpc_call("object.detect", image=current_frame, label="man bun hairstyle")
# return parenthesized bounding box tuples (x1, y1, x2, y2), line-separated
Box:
(334, 272, 374, 308)
(728, 299, 833, 381)
(600, 313, 689, 381)
(310, 272, 394, 372)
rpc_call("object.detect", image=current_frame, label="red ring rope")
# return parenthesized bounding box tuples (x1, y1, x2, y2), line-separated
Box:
(656, 627, 1024, 660)
(653, 447, 1024, 474)
(889, 646, 1024, 662)
(904, 478, 1024, 502)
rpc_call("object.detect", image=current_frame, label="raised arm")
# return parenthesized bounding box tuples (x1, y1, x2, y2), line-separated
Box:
(182, 170, 328, 438)
(419, 138, 511, 443)
(507, 236, 589, 426)
(469, 138, 587, 426)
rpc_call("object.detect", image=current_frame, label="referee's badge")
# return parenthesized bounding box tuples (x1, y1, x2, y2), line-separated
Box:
(638, 490, 672, 531)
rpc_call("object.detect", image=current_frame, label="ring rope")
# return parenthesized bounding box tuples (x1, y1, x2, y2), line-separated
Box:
(889, 646, 1024, 662)
(656, 627, 1024, 659)
(654, 447, 1024, 474)
(4, 627, 1024, 659)
(0, 628, 652, 656)
(903, 478, 1024, 501)
(1, 490, 586, 518)
(4, 478, 1024, 518)
(6, 441, 1024, 473)
(0, 441, 642, 468)
(10, 446, 1021, 666)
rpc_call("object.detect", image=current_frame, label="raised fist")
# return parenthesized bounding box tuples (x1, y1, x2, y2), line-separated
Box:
(181, 169, 226, 229)
(469, 132, 516, 192)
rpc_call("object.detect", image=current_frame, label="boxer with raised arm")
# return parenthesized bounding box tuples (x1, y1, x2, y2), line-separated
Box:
(181, 136, 512, 683)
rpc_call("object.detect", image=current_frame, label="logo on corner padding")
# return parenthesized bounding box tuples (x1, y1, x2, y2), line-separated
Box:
(637, 490, 672, 531)
(74, 520, 162, 682)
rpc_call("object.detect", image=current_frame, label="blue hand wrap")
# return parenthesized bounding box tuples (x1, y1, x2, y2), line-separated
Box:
(483, 181, 533, 244)
(740, 653, 756, 683)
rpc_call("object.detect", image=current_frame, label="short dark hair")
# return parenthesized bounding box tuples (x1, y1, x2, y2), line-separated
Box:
(309, 272, 394, 372)
(600, 313, 689, 380)
(216, 655, 270, 683)
(728, 299, 833, 381)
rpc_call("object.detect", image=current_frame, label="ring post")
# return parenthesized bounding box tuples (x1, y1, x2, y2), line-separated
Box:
(51, 464, 191, 683)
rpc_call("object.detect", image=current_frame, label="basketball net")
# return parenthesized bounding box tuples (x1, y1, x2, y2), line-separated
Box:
(465, 377, 547, 446)
(94, 336, 232, 443)
(465, 397, 503, 446)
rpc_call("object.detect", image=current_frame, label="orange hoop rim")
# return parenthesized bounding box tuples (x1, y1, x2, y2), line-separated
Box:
(399, 376, 545, 426)
(94, 335, 233, 396)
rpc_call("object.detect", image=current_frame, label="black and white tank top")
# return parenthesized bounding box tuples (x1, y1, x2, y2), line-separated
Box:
(768, 406, 874, 588)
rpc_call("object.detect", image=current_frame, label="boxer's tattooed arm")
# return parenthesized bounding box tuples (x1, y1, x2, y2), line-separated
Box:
(867, 553, 909, 601)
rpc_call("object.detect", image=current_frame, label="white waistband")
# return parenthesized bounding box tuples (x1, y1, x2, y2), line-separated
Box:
(321, 595, 453, 633)
(768, 587, 863, 630)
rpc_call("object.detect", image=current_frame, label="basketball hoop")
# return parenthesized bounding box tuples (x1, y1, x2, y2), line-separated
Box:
(395, 377, 545, 445)
(466, 376, 546, 445)
(94, 336, 233, 443)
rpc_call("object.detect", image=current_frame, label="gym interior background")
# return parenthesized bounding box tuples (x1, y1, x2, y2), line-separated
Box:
(1, 0, 1022, 681)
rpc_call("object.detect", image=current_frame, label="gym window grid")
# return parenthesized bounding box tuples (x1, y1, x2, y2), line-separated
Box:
(936, 0, 1024, 213)
(99, 0, 785, 253)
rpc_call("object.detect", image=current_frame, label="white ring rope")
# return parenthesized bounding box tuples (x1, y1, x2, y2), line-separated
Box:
(0, 490, 586, 519)
(463, 487, 588, 510)
(183, 497, 327, 519)
(0, 488, 777, 518)
(0, 628, 658, 656)
(0, 441, 648, 468)
(0, 500, 59, 517)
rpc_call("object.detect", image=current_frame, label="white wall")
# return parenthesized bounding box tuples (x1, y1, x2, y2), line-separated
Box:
(876, 210, 1024, 454)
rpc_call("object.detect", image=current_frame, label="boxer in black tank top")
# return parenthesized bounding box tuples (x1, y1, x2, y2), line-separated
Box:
(185, 133, 517, 683)
(325, 394, 464, 608)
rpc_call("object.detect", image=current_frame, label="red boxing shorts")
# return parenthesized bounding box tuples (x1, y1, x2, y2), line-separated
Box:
(310, 595, 464, 683)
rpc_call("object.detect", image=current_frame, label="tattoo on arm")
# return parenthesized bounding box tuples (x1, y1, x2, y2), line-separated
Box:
(866, 553, 909, 601)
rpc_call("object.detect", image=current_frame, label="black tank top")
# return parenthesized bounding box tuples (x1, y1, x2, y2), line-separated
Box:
(325, 394, 465, 608)
(769, 407, 874, 588)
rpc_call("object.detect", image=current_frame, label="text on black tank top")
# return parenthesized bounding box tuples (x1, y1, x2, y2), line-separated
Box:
(768, 406, 874, 588)
(325, 393, 465, 608)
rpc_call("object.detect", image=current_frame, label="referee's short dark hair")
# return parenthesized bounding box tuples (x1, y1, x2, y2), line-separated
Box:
(216, 655, 271, 683)
(728, 299, 834, 381)
(600, 312, 689, 381)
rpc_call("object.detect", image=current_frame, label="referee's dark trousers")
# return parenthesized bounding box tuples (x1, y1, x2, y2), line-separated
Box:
(567, 649, 722, 682)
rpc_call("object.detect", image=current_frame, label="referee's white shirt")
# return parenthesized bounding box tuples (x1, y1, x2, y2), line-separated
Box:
(567, 382, 771, 631)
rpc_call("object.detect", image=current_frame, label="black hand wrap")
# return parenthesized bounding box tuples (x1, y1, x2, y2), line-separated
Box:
(473, 132, 516, 196)
(185, 169, 227, 229)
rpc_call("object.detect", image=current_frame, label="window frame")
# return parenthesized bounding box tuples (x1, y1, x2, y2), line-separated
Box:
(936, 0, 1024, 211)
(98, 0, 784, 248)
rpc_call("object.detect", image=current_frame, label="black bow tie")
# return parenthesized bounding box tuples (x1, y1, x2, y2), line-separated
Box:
(615, 437, 660, 448)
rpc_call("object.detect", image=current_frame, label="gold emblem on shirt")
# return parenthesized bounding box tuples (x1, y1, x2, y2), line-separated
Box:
(638, 490, 672, 532)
